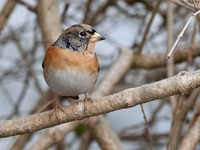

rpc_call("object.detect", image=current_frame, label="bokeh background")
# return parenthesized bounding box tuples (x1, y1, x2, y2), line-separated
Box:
(0, 0, 200, 150)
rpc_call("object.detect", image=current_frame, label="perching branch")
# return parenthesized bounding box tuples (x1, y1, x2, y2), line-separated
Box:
(0, 70, 200, 138)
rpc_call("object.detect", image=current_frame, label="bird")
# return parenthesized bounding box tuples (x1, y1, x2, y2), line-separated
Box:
(42, 24, 105, 122)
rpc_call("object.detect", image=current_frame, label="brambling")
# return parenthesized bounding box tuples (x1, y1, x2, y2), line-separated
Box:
(42, 24, 105, 121)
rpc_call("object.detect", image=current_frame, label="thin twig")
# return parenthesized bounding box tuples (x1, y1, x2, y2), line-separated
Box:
(166, 1, 176, 111)
(0, 0, 17, 32)
(136, 0, 162, 54)
(7, 76, 29, 119)
(17, 0, 36, 12)
(140, 104, 153, 150)
(182, 0, 200, 10)
(166, 10, 200, 59)
(187, 19, 197, 69)
(171, 0, 196, 11)
(61, 2, 69, 23)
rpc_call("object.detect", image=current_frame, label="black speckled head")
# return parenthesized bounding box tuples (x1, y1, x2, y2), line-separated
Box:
(53, 24, 105, 51)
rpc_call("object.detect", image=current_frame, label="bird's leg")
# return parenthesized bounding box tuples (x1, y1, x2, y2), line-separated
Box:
(83, 93, 92, 114)
(50, 95, 65, 123)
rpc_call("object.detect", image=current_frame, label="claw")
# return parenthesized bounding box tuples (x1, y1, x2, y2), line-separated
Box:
(82, 94, 92, 114)
(50, 96, 66, 124)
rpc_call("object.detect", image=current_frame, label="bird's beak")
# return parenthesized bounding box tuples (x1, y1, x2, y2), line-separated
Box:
(89, 32, 105, 43)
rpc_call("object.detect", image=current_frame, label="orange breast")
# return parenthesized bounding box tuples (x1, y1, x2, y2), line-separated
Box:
(43, 46, 99, 75)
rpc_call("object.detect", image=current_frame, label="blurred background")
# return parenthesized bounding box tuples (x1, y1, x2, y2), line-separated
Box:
(0, 0, 200, 150)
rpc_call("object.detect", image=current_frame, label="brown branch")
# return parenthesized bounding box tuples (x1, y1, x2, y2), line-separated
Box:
(0, 0, 18, 32)
(37, 0, 62, 48)
(148, 101, 165, 127)
(140, 104, 153, 150)
(132, 43, 200, 69)
(181, 0, 200, 10)
(166, 10, 200, 59)
(61, 2, 69, 23)
(166, 0, 177, 124)
(17, 0, 36, 12)
(29, 121, 80, 150)
(87, 116, 124, 150)
(166, 1, 175, 78)
(136, 0, 162, 54)
(9, 90, 54, 150)
(187, 19, 197, 69)
(91, 48, 134, 98)
(83, 0, 93, 22)
(83, 0, 116, 25)
(120, 132, 168, 142)
(136, 2, 163, 148)
(178, 109, 200, 150)
(171, 0, 196, 11)
(0, 70, 200, 137)
(168, 88, 200, 150)
(78, 130, 93, 150)
(9, 134, 32, 150)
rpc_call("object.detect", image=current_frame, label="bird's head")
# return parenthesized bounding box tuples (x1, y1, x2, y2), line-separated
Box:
(53, 24, 105, 51)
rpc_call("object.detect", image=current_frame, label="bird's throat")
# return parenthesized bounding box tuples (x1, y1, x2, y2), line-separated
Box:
(86, 43, 95, 53)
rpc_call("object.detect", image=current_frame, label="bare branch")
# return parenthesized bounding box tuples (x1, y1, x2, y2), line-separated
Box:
(171, 0, 196, 11)
(91, 48, 134, 98)
(29, 121, 80, 150)
(9, 90, 54, 150)
(136, 0, 162, 54)
(0, 0, 17, 32)
(37, 0, 62, 48)
(166, 0, 176, 113)
(17, 0, 36, 12)
(87, 116, 124, 150)
(0, 70, 200, 138)
(168, 88, 200, 150)
(140, 104, 153, 150)
(178, 109, 200, 150)
(166, 10, 200, 59)
(133, 43, 200, 69)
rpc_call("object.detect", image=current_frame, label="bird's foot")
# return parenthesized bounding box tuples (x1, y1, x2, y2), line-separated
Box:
(82, 95, 92, 114)
(50, 98, 65, 124)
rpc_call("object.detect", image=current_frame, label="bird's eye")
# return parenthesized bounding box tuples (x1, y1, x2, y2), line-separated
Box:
(79, 31, 87, 37)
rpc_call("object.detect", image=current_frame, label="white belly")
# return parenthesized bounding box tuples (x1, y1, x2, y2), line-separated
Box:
(44, 68, 97, 96)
